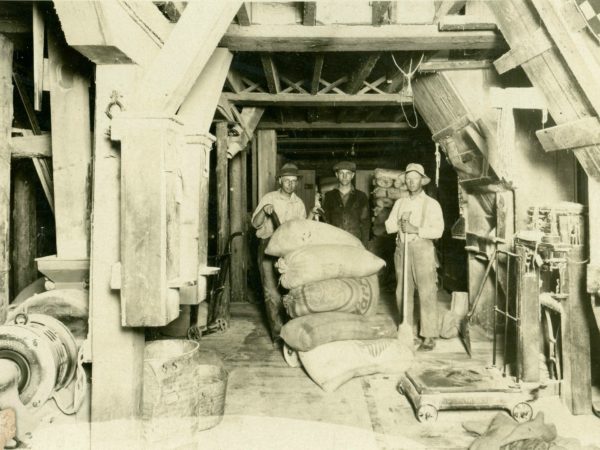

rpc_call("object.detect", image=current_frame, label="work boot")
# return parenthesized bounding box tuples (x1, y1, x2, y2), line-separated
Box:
(417, 338, 436, 352)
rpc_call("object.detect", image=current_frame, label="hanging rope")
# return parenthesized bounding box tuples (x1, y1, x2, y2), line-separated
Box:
(435, 142, 441, 187)
(391, 53, 425, 129)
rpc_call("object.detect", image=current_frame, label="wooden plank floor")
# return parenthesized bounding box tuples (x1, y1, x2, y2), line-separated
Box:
(197, 289, 506, 449)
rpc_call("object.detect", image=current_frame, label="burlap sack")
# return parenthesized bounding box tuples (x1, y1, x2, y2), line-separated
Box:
(375, 198, 394, 208)
(374, 168, 404, 180)
(386, 187, 409, 200)
(276, 246, 385, 289)
(298, 339, 415, 392)
(281, 312, 396, 351)
(265, 219, 363, 257)
(374, 177, 394, 188)
(372, 187, 388, 198)
(282, 274, 380, 318)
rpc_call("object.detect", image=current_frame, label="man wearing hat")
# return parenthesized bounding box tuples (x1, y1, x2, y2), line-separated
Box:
(385, 163, 444, 351)
(251, 163, 310, 343)
(321, 161, 370, 246)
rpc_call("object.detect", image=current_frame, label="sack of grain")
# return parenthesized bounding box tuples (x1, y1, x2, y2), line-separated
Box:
(374, 177, 394, 188)
(374, 168, 404, 180)
(372, 187, 388, 198)
(298, 339, 415, 392)
(276, 246, 385, 289)
(281, 312, 396, 352)
(393, 175, 406, 189)
(282, 274, 379, 317)
(265, 219, 363, 257)
(375, 198, 394, 208)
(387, 187, 409, 200)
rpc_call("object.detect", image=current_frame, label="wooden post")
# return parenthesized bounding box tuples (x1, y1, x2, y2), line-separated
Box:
(0, 34, 13, 322)
(257, 130, 277, 200)
(90, 65, 144, 440)
(210, 121, 230, 323)
(47, 31, 92, 259)
(516, 244, 540, 382)
(11, 161, 38, 296)
(562, 242, 592, 414)
(229, 149, 247, 303)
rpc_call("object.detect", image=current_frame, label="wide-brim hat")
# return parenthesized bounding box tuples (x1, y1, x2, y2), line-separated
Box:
(405, 163, 431, 185)
(278, 163, 300, 178)
(333, 161, 356, 172)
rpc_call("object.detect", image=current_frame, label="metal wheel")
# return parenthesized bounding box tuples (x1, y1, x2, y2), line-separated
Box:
(283, 343, 301, 368)
(416, 404, 438, 423)
(512, 402, 533, 423)
(187, 325, 204, 341)
(212, 318, 228, 333)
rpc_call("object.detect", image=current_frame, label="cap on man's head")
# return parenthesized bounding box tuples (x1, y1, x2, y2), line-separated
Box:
(333, 161, 356, 172)
(278, 163, 300, 178)
(405, 163, 431, 185)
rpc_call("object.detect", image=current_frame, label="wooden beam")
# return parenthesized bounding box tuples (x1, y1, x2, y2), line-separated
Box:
(236, 3, 252, 25)
(438, 15, 496, 31)
(346, 53, 381, 95)
(530, 0, 600, 118)
(303, 2, 317, 26)
(129, 0, 241, 115)
(32, 3, 44, 111)
(372, 2, 391, 25)
(434, 1, 466, 21)
(0, 16, 31, 34)
(0, 35, 13, 323)
(257, 130, 277, 201)
(226, 69, 246, 93)
(419, 59, 492, 71)
(493, 28, 553, 75)
(10, 134, 51, 158)
(11, 162, 37, 297)
(228, 107, 265, 158)
(260, 54, 281, 94)
(210, 122, 231, 324)
(48, 29, 92, 259)
(278, 136, 419, 145)
(221, 92, 412, 107)
(220, 24, 504, 52)
(90, 65, 145, 434)
(53, 1, 172, 66)
(536, 117, 600, 153)
(256, 120, 411, 130)
(311, 54, 324, 95)
(229, 151, 246, 303)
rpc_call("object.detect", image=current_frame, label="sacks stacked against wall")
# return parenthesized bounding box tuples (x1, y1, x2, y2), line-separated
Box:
(270, 219, 413, 391)
(371, 169, 408, 236)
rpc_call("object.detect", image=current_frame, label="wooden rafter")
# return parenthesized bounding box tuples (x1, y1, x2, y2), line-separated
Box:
(257, 121, 411, 130)
(280, 76, 307, 94)
(226, 69, 246, 93)
(221, 24, 503, 52)
(236, 3, 252, 26)
(311, 54, 324, 95)
(372, 1, 392, 25)
(346, 53, 381, 95)
(303, 2, 317, 26)
(260, 54, 281, 93)
(318, 76, 348, 94)
(434, 0, 466, 21)
(221, 92, 412, 107)
(129, 0, 241, 114)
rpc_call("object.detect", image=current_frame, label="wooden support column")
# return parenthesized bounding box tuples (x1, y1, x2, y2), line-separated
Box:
(90, 65, 144, 438)
(257, 130, 277, 200)
(48, 31, 92, 259)
(210, 122, 230, 323)
(0, 34, 13, 323)
(516, 244, 539, 382)
(229, 150, 246, 303)
(11, 162, 37, 296)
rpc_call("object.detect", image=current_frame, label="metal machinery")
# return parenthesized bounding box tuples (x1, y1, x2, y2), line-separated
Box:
(0, 313, 81, 442)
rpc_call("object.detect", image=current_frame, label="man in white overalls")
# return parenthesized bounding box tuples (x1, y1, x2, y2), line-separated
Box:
(385, 163, 444, 351)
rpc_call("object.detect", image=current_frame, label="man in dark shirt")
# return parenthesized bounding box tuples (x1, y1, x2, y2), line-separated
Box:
(321, 161, 370, 246)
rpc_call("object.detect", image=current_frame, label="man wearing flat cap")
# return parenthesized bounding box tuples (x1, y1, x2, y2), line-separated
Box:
(252, 163, 311, 343)
(385, 163, 444, 351)
(321, 161, 370, 246)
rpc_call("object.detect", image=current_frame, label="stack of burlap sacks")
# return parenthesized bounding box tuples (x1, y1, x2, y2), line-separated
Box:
(265, 219, 414, 392)
(371, 168, 409, 237)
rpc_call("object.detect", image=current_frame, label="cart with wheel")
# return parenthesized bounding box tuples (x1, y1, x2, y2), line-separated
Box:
(397, 365, 534, 423)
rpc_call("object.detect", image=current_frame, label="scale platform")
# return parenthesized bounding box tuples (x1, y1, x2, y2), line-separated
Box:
(398, 365, 534, 423)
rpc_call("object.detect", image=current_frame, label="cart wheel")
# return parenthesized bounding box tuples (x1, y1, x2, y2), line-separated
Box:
(512, 402, 533, 423)
(213, 318, 228, 333)
(417, 404, 438, 423)
(187, 325, 204, 341)
(283, 343, 301, 368)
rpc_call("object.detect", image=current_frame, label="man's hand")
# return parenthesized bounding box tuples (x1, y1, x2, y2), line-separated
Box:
(311, 206, 324, 216)
(263, 204, 274, 215)
(400, 212, 418, 234)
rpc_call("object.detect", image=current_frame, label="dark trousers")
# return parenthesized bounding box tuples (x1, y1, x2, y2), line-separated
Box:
(257, 239, 285, 340)
(394, 238, 438, 338)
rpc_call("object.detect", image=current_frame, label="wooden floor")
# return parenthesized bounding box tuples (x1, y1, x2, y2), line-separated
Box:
(197, 289, 507, 450)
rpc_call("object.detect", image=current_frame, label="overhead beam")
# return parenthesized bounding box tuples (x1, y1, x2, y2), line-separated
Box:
(346, 53, 381, 95)
(420, 59, 492, 71)
(236, 3, 252, 25)
(278, 136, 420, 145)
(221, 92, 412, 107)
(260, 54, 281, 94)
(372, 2, 392, 25)
(256, 120, 412, 130)
(311, 54, 325, 95)
(434, 1, 466, 21)
(11, 134, 51, 158)
(130, 1, 241, 115)
(303, 2, 317, 26)
(220, 24, 505, 52)
(53, 1, 172, 66)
